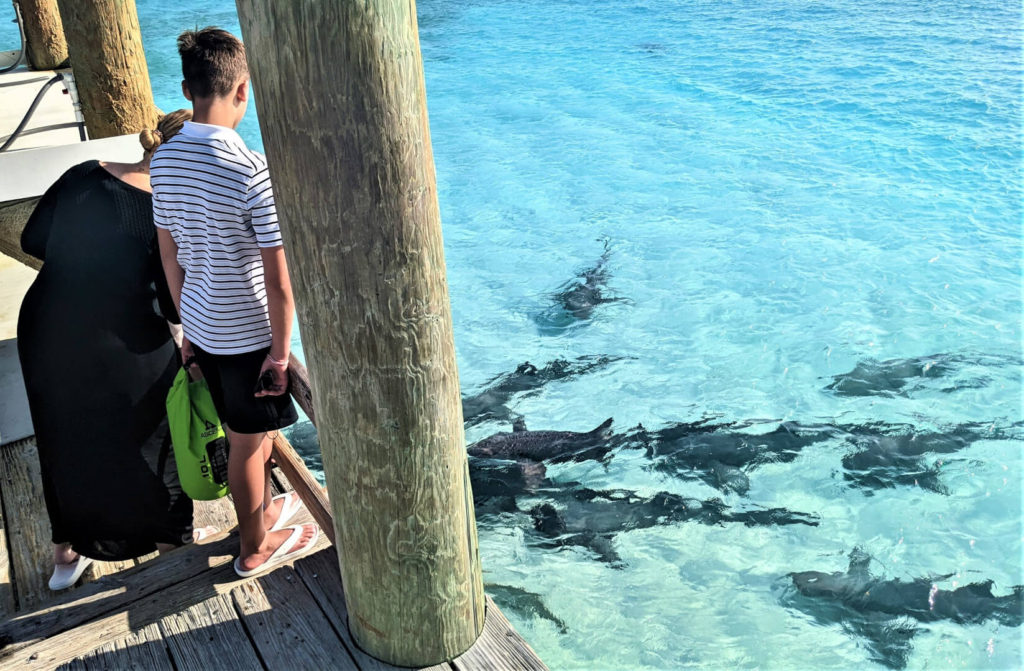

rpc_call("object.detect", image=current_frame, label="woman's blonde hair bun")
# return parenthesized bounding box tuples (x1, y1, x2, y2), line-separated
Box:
(139, 109, 192, 153)
(139, 128, 163, 152)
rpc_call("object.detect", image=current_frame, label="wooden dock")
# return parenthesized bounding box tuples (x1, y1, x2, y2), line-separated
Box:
(1, 17, 548, 670)
(0, 438, 547, 670)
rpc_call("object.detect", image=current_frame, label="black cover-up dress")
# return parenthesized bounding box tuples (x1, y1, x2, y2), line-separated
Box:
(17, 160, 193, 561)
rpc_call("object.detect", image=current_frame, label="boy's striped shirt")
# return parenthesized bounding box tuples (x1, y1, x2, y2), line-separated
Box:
(151, 121, 282, 355)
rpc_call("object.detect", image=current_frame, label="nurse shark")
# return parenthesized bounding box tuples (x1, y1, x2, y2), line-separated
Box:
(823, 352, 1019, 398)
(467, 417, 617, 465)
(783, 549, 1024, 668)
(637, 419, 839, 495)
(530, 487, 819, 566)
(536, 242, 630, 329)
(838, 421, 1022, 494)
(461, 355, 624, 427)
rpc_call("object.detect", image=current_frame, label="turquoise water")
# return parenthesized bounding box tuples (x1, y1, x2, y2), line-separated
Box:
(6, 1, 1022, 668)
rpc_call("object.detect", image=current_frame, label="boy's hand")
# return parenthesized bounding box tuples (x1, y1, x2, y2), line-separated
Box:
(255, 354, 288, 397)
(181, 336, 202, 378)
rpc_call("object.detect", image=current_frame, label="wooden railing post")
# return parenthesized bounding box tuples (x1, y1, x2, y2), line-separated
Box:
(235, 1, 485, 666)
(53, 0, 156, 139)
(14, 0, 68, 70)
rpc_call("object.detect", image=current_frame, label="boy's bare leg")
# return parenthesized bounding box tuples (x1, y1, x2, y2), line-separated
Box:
(261, 437, 285, 530)
(226, 426, 315, 571)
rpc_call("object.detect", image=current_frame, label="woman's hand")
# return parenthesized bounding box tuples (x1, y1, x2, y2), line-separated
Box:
(255, 353, 288, 397)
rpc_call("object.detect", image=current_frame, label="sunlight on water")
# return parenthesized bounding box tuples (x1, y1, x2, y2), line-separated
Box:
(4, 0, 1018, 667)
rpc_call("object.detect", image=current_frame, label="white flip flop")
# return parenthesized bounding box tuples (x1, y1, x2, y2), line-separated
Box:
(233, 524, 320, 579)
(193, 526, 219, 542)
(48, 554, 93, 591)
(269, 492, 306, 532)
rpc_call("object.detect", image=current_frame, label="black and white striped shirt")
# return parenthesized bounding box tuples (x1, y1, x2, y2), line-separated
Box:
(151, 121, 282, 355)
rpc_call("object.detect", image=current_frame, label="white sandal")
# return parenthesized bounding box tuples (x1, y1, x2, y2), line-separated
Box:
(269, 492, 306, 532)
(48, 554, 93, 591)
(233, 524, 319, 579)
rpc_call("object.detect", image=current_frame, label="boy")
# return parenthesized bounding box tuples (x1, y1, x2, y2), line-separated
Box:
(152, 27, 318, 577)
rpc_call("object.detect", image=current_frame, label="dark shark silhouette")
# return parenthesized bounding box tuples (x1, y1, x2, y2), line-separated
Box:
(487, 584, 568, 633)
(530, 488, 819, 566)
(837, 421, 1019, 494)
(636, 420, 839, 495)
(783, 549, 1024, 669)
(467, 417, 616, 464)
(461, 355, 624, 427)
(468, 458, 561, 518)
(535, 242, 629, 329)
(823, 352, 1019, 398)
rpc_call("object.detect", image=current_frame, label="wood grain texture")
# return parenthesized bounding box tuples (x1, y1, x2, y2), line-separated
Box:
(53, 0, 157, 139)
(0, 438, 56, 611)
(0, 199, 42, 271)
(61, 621, 173, 671)
(292, 549, 453, 671)
(232, 566, 357, 670)
(14, 0, 68, 70)
(0, 466, 14, 619)
(0, 551, 242, 670)
(0, 530, 237, 654)
(193, 496, 238, 535)
(235, 1, 484, 664)
(287, 355, 315, 425)
(83, 557, 135, 586)
(0, 528, 331, 670)
(159, 593, 262, 671)
(451, 597, 549, 671)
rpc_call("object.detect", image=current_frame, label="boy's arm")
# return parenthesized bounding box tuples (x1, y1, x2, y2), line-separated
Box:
(156, 227, 194, 365)
(256, 244, 294, 397)
(248, 156, 293, 397)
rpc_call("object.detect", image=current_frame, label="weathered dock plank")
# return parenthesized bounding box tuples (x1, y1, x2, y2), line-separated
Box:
(83, 557, 135, 585)
(232, 567, 357, 670)
(57, 621, 173, 671)
(451, 597, 549, 671)
(292, 549, 453, 671)
(0, 471, 14, 618)
(193, 496, 238, 535)
(159, 592, 262, 671)
(0, 535, 332, 670)
(0, 438, 56, 611)
(0, 531, 237, 653)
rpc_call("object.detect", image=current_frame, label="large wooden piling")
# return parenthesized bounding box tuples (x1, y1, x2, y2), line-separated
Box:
(14, 0, 68, 70)
(53, 0, 156, 138)
(235, 1, 485, 666)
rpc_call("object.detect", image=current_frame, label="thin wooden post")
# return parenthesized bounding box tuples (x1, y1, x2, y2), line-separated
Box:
(235, 1, 485, 666)
(52, 0, 156, 139)
(14, 0, 68, 70)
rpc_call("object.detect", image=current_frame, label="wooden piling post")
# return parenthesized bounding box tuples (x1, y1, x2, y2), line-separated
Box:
(235, 1, 485, 666)
(53, 0, 156, 139)
(14, 0, 68, 70)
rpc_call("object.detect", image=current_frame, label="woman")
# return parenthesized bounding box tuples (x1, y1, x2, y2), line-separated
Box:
(18, 109, 214, 590)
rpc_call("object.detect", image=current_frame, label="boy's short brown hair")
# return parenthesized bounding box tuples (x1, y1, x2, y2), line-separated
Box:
(177, 27, 248, 99)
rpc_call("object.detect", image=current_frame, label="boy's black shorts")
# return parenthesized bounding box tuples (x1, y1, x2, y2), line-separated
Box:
(191, 344, 298, 435)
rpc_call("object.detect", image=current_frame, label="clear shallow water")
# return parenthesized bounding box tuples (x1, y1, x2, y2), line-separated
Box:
(5, 1, 1021, 667)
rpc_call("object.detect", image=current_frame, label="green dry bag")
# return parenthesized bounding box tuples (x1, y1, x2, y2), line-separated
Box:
(166, 366, 230, 500)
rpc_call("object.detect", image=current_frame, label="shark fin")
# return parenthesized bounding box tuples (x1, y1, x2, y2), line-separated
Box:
(847, 547, 872, 576)
(591, 417, 614, 437)
(512, 417, 527, 432)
